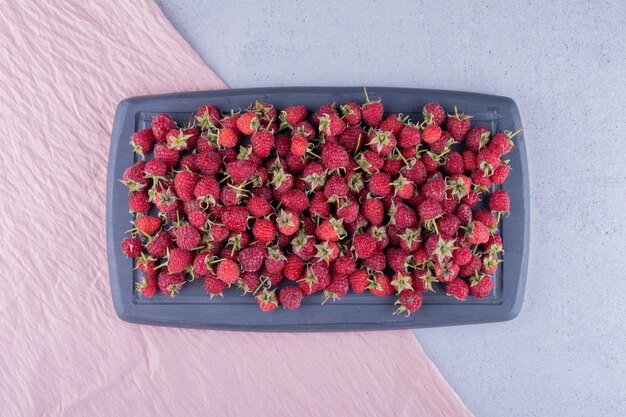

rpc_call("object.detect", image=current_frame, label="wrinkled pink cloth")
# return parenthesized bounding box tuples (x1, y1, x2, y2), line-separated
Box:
(0, 1, 472, 416)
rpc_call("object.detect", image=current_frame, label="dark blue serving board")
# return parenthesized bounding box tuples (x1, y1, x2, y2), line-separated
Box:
(106, 87, 529, 331)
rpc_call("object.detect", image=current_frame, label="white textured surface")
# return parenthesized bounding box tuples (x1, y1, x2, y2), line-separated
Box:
(156, 0, 626, 416)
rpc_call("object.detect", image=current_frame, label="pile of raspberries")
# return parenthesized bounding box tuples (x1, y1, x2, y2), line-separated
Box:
(121, 91, 519, 315)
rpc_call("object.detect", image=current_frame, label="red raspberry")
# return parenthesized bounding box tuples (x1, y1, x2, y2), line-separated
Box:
(154, 143, 179, 168)
(276, 209, 299, 236)
(144, 159, 168, 178)
(389, 202, 418, 228)
(279, 105, 308, 128)
(237, 272, 261, 295)
(476, 147, 501, 176)
(293, 120, 315, 137)
(193, 252, 213, 277)
(166, 128, 194, 151)
(128, 192, 151, 213)
(290, 233, 315, 261)
(421, 178, 446, 202)
(438, 213, 461, 236)
(256, 288, 279, 312)
(151, 114, 176, 142)
(323, 274, 349, 303)
(196, 150, 222, 176)
(462, 150, 477, 171)
(421, 152, 440, 172)
(491, 162, 510, 184)
(339, 102, 362, 127)
(469, 273, 494, 298)
(394, 289, 423, 316)
(348, 270, 369, 293)
(175, 224, 201, 251)
(279, 286, 303, 310)
(226, 160, 256, 185)
(215, 127, 239, 148)
(379, 114, 406, 137)
(473, 210, 497, 231)
(434, 261, 460, 283)
(251, 130, 275, 158)
(217, 258, 240, 285)
(158, 271, 185, 297)
(222, 206, 249, 232)
(220, 111, 241, 131)
(471, 170, 492, 192)
(264, 247, 287, 274)
(238, 245, 266, 272)
(482, 253, 500, 274)
(136, 275, 158, 297)
(321, 143, 349, 171)
(390, 271, 413, 293)
(362, 251, 386, 272)
(489, 130, 521, 156)
(418, 199, 442, 223)
(369, 172, 392, 197)
(422, 102, 446, 125)
(361, 95, 384, 127)
(362, 198, 385, 226)
(336, 198, 360, 224)
(358, 150, 384, 174)
(422, 124, 442, 144)
(402, 159, 427, 185)
(333, 256, 356, 275)
(236, 112, 260, 135)
(248, 196, 272, 217)
(122, 161, 148, 192)
(136, 254, 158, 275)
(167, 248, 193, 274)
(135, 216, 161, 236)
(174, 171, 199, 202)
(146, 231, 173, 258)
(283, 254, 305, 281)
(290, 134, 308, 157)
(281, 189, 309, 213)
(367, 129, 396, 156)
(453, 247, 472, 266)
(461, 189, 480, 207)
(308, 192, 330, 219)
(179, 154, 197, 171)
(318, 113, 346, 136)
(446, 278, 469, 300)
(130, 128, 155, 157)
(443, 151, 464, 175)
(204, 274, 228, 297)
(121, 237, 142, 258)
(252, 218, 276, 243)
(446, 106, 472, 141)
(368, 273, 394, 296)
(465, 220, 490, 244)
(196, 104, 221, 129)
(459, 255, 481, 277)
(489, 190, 511, 213)
(323, 174, 349, 200)
(465, 126, 490, 151)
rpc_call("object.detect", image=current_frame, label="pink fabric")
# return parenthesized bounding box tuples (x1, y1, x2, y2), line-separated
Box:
(0, 1, 472, 416)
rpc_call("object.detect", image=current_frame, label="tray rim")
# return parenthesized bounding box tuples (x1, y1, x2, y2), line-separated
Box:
(106, 86, 529, 331)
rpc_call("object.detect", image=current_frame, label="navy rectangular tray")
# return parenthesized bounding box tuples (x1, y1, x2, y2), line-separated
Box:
(106, 87, 529, 331)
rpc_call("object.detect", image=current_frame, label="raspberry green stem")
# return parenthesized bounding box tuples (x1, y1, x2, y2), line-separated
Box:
(395, 147, 409, 166)
(253, 276, 270, 295)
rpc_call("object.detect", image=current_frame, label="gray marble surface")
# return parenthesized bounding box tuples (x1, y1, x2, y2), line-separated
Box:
(156, 1, 626, 415)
